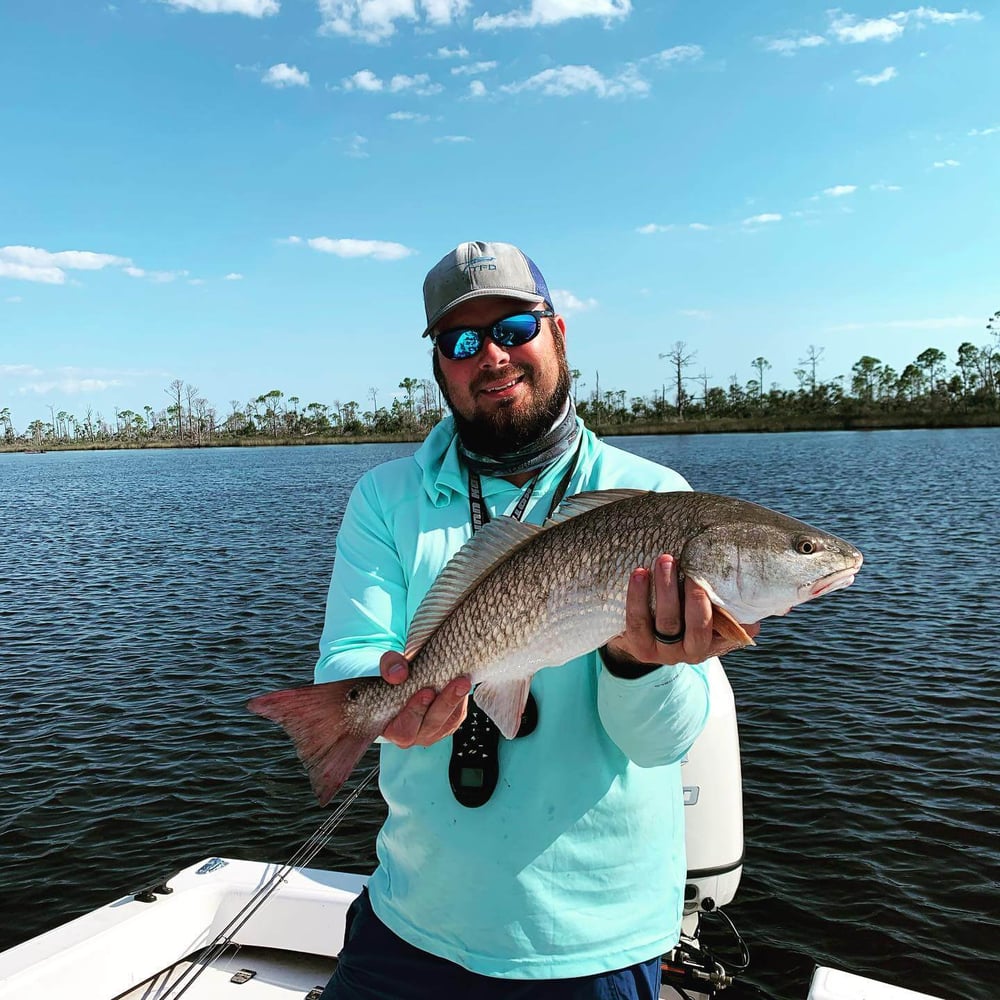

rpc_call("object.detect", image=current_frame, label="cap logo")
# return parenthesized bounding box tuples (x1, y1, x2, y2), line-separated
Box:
(459, 255, 497, 273)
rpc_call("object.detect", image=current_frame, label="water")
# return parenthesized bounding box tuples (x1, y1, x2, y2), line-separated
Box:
(1, 430, 998, 1000)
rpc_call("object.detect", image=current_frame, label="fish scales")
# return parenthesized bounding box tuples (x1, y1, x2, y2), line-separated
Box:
(248, 489, 863, 805)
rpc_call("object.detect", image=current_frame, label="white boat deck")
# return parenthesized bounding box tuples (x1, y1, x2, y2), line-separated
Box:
(0, 858, 948, 1000)
(118, 946, 335, 1000)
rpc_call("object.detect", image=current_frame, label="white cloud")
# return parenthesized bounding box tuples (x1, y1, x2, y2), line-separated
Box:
(343, 69, 384, 92)
(829, 12, 904, 43)
(388, 110, 431, 122)
(743, 213, 782, 225)
(452, 60, 498, 75)
(0, 245, 132, 284)
(279, 236, 303, 244)
(390, 73, 442, 94)
(871, 181, 902, 191)
(224, 272, 244, 280)
(648, 45, 703, 65)
(763, 33, 827, 54)
(319, 0, 470, 42)
(2, 246, 130, 270)
(502, 64, 648, 98)
(468, 79, 488, 98)
(901, 6, 982, 25)
(262, 63, 309, 88)
(0, 260, 65, 284)
(161, 0, 278, 14)
(678, 309, 711, 320)
(436, 45, 470, 58)
(5, 295, 23, 303)
(434, 134, 473, 142)
(824, 184, 857, 196)
(857, 66, 897, 85)
(552, 289, 598, 313)
(0, 364, 42, 376)
(932, 158, 961, 167)
(20, 377, 125, 395)
(827, 7, 980, 44)
(304, 237, 417, 261)
(124, 266, 189, 283)
(638, 221, 709, 233)
(969, 125, 1000, 136)
(768, 7, 981, 55)
(344, 134, 369, 158)
(475, 0, 630, 31)
(343, 70, 441, 95)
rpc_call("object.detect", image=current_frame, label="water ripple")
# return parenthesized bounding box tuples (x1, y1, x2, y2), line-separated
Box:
(2, 431, 998, 1000)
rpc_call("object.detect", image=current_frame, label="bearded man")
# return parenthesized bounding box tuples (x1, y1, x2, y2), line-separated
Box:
(316, 241, 745, 1000)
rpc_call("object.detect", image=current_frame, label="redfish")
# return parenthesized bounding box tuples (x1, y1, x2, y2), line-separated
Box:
(249, 489, 863, 805)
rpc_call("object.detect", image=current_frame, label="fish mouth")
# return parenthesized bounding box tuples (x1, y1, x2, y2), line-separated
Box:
(806, 556, 864, 601)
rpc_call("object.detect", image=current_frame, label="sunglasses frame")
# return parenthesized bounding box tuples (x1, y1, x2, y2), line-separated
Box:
(433, 309, 555, 361)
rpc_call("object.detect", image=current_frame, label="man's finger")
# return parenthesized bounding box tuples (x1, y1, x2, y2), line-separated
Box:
(418, 678, 470, 743)
(383, 689, 434, 748)
(422, 695, 469, 745)
(623, 567, 652, 638)
(679, 578, 714, 661)
(380, 650, 410, 685)
(652, 555, 683, 642)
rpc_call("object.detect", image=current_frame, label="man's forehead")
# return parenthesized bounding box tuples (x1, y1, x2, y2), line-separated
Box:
(438, 295, 540, 329)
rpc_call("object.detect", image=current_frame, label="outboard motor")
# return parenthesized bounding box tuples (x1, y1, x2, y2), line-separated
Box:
(680, 658, 744, 931)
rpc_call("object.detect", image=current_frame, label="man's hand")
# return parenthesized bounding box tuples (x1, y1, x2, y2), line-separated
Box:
(378, 650, 471, 748)
(605, 554, 760, 669)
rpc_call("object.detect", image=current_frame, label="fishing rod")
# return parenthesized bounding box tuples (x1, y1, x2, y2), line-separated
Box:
(156, 763, 380, 1000)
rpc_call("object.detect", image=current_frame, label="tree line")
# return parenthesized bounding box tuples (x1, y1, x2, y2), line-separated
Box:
(4, 312, 998, 448)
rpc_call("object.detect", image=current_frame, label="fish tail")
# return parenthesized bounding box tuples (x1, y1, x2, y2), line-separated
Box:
(247, 681, 379, 807)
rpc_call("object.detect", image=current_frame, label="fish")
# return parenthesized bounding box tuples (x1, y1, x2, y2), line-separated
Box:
(248, 489, 863, 805)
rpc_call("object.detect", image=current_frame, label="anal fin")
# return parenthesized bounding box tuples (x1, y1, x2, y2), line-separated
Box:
(473, 677, 533, 740)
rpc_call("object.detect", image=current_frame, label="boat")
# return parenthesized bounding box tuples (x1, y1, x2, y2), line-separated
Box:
(0, 664, 947, 1000)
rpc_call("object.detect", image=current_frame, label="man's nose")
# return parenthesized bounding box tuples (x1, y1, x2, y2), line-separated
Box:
(477, 337, 511, 366)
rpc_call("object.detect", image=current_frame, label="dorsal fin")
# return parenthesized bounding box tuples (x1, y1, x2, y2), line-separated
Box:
(403, 516, 543, 661)
(544, 488, 649, 527)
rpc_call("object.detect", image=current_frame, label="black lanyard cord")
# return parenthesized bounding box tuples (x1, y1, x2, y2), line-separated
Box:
(467, 434, 583, 533)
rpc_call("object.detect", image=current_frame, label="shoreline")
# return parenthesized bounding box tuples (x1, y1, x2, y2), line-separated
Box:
(3, 410, 998, 454)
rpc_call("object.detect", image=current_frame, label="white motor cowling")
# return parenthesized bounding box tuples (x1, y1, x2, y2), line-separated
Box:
(681, 658, 744, 919)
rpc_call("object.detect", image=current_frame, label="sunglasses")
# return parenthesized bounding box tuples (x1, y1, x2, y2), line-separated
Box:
(433, 310, 554, 361)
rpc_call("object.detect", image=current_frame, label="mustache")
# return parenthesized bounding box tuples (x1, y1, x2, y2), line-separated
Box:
(470, 365, 529, 394)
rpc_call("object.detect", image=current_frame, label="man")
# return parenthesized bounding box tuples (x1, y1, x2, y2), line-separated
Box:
(317, 241, 755, 999)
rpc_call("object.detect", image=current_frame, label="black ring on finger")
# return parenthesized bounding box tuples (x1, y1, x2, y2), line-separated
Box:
(653, 626, 685, 645)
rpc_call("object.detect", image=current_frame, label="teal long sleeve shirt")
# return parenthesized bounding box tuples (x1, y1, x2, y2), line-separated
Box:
(315, 417, 711, 979)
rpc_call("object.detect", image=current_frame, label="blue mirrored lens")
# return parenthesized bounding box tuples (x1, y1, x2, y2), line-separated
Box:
(436, 328, 485, 359)
(493, 314, 540, 347)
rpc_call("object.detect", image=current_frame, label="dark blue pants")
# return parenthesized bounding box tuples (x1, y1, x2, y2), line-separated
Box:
(320, 889, 661, 1000)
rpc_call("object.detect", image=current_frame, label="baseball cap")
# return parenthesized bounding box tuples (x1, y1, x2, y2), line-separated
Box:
(421, 241, 552, 337)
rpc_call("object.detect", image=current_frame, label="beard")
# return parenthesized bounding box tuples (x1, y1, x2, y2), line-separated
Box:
(434, 335, 572, 458)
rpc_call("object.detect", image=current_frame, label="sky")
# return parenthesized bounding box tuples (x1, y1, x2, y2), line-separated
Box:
(1, 0, 997, 430)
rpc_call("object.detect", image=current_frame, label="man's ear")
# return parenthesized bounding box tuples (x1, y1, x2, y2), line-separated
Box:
(554, 314, 567, 339)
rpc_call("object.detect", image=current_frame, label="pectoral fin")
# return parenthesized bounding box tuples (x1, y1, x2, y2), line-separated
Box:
(473, 677, 533, 740)
(712, 606, 756, 648)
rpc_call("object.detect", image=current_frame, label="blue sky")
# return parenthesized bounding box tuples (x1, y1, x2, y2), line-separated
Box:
(1, 0, 996, 430)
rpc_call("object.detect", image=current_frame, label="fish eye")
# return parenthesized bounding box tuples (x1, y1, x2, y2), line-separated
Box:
(794, 537, 821, 555)
(347, 687, 361, 702)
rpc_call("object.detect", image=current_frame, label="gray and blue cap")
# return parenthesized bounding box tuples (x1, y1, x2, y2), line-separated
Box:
(421, 241, 553, 338)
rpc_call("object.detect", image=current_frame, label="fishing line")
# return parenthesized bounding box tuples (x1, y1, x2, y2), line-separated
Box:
(155, 763, 380, 1000)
